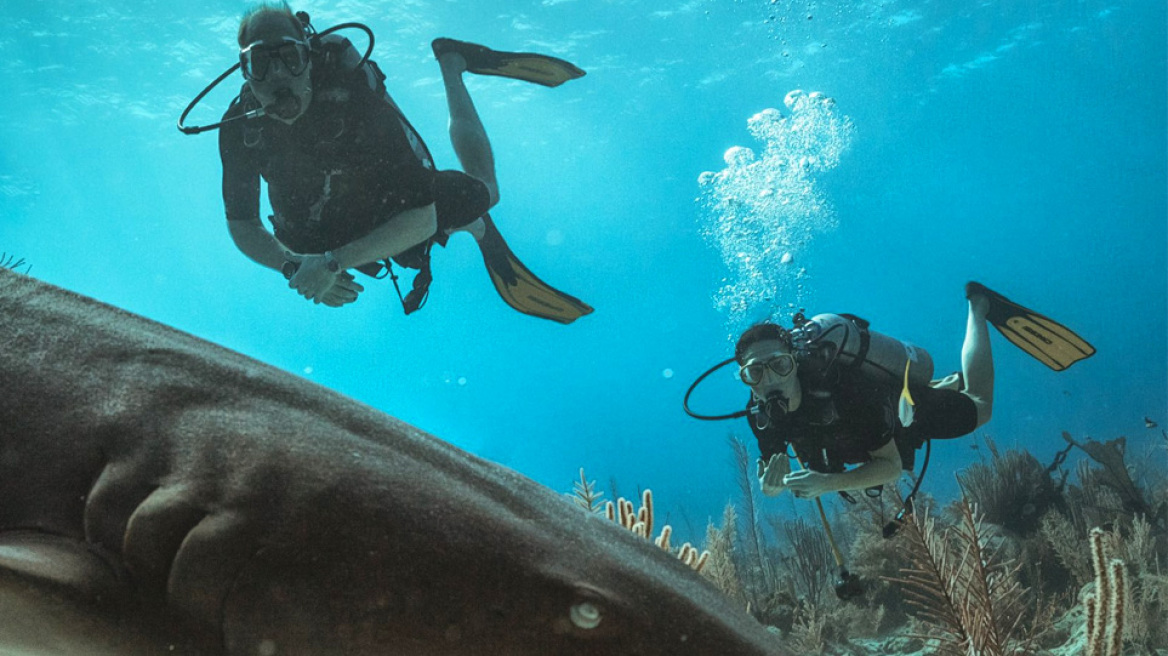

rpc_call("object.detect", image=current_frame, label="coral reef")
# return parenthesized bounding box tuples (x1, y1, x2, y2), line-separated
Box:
(567, 429, 1167, 655)
(645, 429, 1168, 655)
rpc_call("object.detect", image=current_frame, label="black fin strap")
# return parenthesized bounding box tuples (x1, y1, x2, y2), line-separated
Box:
(402, 265, 431, 314)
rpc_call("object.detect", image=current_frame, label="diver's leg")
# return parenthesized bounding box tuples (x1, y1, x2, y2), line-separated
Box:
(437, 52, 500, 209)
(961, 292, 994, 426)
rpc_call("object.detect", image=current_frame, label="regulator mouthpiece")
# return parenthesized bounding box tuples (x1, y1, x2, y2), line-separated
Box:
(762, 391, 789, 416)
(268, 88, 302, 120)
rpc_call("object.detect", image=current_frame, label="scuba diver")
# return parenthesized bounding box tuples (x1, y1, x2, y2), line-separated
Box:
(684, 281, 1094, 600)
(190, 2, 592, 322)
(687, 281, 1096, 502)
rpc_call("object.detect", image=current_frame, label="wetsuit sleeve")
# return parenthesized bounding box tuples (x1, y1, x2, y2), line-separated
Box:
(218, 98, 261, 223)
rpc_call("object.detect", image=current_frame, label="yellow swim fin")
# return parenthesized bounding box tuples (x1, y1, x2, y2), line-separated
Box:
(966, 281, 1096, 371)
(432, 38, 586, 88)
(477, 214, 593, 324)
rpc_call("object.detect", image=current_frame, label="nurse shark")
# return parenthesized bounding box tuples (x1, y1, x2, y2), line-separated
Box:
(0, 269, 783, 655)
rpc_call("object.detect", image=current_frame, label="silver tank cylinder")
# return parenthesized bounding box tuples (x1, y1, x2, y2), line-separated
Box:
(797, 313, 934, 386)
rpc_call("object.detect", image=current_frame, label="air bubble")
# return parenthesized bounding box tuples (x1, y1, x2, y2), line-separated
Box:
(723, 146, 756, 167)
(698, 90, 854, 334)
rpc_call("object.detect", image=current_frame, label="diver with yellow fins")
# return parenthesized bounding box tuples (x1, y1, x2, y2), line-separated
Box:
(179, 4, 591, 323)
(686, 281, 1095, 518)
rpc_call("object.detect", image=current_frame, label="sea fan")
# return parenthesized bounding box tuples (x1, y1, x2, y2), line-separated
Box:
(887, 499, 1038, 655)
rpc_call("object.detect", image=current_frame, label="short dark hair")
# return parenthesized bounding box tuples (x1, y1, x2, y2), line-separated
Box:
(238, 2, 305, 47)
(734, 321, 793, 364)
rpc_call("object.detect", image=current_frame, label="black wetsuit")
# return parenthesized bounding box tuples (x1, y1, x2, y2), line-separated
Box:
(218, 36, 490, 256)
(748, 369, 979, 474)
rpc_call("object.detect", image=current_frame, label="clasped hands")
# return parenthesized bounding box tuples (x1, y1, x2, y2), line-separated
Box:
(286, 253, 364, 307)
(757, 454, 837, 499)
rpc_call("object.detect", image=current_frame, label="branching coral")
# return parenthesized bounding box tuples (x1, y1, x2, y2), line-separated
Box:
(840, 495, 917, 630)
(701, 504, 747, 606)
(730, 433, 775, 604)
(887, 499, 1040, 655)
(571, 468, 605, 513)
(1099, 516, 1168, 651)
(786, 602, 828, 653)
(1063, 432, 1154, 520)
(1, 252, 31, 274)
(1085, 527, 1128, 656)
(571, 471, 711, 572)
(956, 436, 1061, 536)
(604, 489, 710, 573)
(1064, 458, 1128, 533)
(1040, 510, 1093, 588)
(766, 515, 835, 607)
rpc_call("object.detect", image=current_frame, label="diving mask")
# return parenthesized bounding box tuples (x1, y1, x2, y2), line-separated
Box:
(739, 353, 796, 386)
(240, 37, 311, 81)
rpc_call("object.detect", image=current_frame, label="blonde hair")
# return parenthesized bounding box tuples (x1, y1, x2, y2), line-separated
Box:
(237, 2, 304, 47)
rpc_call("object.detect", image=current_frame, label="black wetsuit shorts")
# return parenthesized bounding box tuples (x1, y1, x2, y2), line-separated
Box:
(898, 385, 979, 468)
(433, 170, 491, 233)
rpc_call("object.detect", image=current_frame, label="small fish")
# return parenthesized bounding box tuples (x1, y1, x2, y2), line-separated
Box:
(1146, 416, 1158, 429)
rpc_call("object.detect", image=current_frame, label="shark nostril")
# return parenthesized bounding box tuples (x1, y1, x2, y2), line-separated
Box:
(569, 601, 602, 630)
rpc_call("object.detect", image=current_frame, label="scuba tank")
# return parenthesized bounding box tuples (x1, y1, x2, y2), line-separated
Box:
(791, 313, 934, 387)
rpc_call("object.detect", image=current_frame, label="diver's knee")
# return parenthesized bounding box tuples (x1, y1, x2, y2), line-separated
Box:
(467, 173, 498, 211)
(967, 393, 993, 427)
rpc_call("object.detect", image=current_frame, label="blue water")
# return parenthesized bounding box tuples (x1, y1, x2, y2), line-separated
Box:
(2, 0, 1165, 541)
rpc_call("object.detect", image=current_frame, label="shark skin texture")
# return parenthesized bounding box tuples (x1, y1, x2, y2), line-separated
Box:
(0, 269, 785, 656)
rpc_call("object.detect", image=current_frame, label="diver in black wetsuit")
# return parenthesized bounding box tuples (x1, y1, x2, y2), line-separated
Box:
(216, 4, 592, 322)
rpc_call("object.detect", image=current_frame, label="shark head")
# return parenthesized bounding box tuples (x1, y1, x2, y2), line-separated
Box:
(0, 269, 785, 656)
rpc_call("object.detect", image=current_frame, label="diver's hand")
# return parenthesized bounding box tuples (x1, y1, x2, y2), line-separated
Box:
(757, 454, 790, 497)
(782, 469, 836, 500)
(319, 272, 364, 308)
(289, 254, 340, 304)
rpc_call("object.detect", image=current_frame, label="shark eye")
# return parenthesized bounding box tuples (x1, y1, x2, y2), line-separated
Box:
(569, 601, 603, 630)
